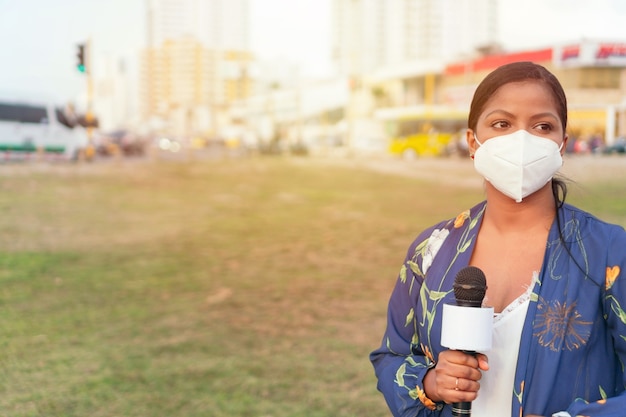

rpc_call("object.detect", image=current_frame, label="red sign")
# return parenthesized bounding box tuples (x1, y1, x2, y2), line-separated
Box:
(561, 45, 580, 61)
(596, 44, 626, 60)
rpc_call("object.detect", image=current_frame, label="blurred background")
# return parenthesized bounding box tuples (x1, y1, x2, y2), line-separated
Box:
(2, 2, 626, 416)
(1, 0, 626, 160)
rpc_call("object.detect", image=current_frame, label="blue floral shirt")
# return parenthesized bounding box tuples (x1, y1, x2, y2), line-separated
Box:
(370, 201, 626, 417)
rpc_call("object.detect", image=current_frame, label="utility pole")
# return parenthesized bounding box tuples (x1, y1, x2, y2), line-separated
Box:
(76, 39, 96, 160)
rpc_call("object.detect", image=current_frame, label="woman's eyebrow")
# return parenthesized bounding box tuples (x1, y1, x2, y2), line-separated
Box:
(482, 110, 559, 120)
(483, 109, 515, 119)
(529, 112, 560, 121)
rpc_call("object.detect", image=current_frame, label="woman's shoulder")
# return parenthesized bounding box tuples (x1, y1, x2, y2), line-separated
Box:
(561, 202, 626, 237)
(408, 201, 487, 248)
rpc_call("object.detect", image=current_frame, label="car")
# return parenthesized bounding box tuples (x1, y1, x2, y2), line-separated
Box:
(95, 129, 147, 157)
(603, 137, 626, 155)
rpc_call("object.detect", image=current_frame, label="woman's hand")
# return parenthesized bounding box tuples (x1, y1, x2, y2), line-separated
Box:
(423, 349, 489, 404)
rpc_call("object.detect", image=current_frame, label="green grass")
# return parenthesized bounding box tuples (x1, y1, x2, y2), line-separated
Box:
(0, 155, 624, 416)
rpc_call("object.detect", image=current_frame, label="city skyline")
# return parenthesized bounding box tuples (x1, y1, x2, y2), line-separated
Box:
(0, 0, 334, 105)
(0, 0, 625, 106)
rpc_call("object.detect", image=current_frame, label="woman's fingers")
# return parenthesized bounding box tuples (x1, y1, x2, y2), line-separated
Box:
(429, 350, 487, 403)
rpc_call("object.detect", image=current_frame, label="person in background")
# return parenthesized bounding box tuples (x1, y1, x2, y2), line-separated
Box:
(589, 134, 603, 154)
(370, 61, 626, 417)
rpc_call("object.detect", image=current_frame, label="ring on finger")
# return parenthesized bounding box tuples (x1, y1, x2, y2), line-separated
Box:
(455, 377, 459, 391)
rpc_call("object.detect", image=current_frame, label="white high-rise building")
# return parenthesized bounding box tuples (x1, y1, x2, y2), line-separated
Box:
(146, 0, 249, 50)
(332, 0, 498, 76)
(441, 0, 498, 59)
(142, 0, 251, 135)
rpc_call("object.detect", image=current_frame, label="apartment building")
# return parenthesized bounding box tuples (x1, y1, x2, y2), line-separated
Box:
(331, 0, 496, 75)
(141, 0, 251, 135)
(331, 0, 497, 111)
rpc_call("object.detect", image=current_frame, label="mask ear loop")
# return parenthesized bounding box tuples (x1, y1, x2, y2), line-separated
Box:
(471, 132, 482, 159)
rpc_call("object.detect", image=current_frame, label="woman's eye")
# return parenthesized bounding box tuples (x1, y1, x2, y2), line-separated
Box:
(492, 121, 509, 129)
(535, 123, 553, 132)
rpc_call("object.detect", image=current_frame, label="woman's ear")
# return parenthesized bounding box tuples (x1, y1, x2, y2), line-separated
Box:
(466, 129, 477, 158)
(561, 134, 569, 155)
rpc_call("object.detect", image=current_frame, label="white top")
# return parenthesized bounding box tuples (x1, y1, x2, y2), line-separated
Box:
(472, 277, 533, 417)
(469, 271, 571, 417)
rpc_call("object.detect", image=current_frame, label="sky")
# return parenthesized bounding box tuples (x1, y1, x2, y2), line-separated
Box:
(0, 0, 625, 105)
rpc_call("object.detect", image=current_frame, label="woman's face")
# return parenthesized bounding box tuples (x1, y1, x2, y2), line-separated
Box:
(467, 80, 568, 154)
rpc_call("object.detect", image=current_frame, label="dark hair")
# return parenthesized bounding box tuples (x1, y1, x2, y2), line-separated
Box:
(468, 61, 569, 206)
(467, 61, 568, 133)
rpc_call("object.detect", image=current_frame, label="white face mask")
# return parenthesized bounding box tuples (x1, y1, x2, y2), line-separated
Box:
(473, 129, 564, 203)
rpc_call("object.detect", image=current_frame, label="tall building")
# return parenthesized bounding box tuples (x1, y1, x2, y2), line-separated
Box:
(141, 0, 251, 135)
(141, 38, 218, 133)
(331, 0, 498, 76)
(441, 0, 498, 60)
(330, 0, 498, 112)
(146, 0, 249, 50)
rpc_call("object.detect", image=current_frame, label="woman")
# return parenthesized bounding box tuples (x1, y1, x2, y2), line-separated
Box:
(370, 61, 626, 417)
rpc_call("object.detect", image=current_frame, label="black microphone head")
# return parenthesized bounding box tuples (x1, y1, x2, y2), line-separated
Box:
(453, 266, 487, 307)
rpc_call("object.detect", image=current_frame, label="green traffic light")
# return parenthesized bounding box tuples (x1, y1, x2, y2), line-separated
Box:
(76, 43, 86, 74)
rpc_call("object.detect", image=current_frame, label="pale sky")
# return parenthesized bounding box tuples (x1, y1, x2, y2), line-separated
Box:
(0, 0, 625, 104)
(499, 0, 626, 49)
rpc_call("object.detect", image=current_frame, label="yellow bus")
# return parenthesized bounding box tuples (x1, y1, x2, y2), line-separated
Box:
(375, 106, 468, 159)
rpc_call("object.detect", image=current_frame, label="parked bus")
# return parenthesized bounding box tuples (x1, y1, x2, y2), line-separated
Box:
(375, 106, 467, 158)
(0, 94, 89, 161)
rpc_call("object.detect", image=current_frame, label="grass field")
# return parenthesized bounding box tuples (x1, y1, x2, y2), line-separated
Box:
(1, 154, 625, 416)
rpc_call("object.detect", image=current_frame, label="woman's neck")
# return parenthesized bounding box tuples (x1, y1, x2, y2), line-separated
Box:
(483, 183, 556, 233)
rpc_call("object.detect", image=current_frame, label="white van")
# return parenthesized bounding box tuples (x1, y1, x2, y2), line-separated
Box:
(0, 95, 89, 161)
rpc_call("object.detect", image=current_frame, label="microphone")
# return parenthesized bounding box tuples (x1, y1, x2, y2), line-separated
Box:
(453, 266, 487, 308)
(441, 266, 491, 417)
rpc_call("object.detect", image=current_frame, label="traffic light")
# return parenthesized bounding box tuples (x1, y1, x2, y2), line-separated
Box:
(76, 43, 86, 73)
